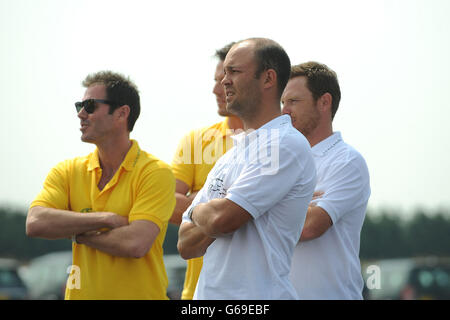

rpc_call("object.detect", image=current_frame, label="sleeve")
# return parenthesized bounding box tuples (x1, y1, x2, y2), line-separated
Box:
(225, 144, 307, 220)
(128, 166, 176, 230)
(171, 130, 195, 188)
(314, 158, 370, 224)
(30, 161, 70, 210)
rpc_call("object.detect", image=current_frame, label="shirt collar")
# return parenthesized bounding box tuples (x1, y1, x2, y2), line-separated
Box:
(87, 149, 101, 171)
(312, 132, 343, 157)
(258, 114, 291, 131)
(121, 140, 141, 171)
(87, 139, 141, 172)
(231, 114, 291, 143)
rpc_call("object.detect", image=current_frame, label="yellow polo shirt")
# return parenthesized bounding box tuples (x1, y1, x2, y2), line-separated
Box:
(30, 140, 175, 300)
(171, 119, 234, 300)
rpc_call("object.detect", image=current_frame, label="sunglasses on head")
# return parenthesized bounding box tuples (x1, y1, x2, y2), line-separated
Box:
(75, 99, 117, 114)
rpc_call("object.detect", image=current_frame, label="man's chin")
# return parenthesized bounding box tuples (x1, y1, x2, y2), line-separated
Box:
(217, 109, 234, 117)
(80, 135, 95, 143)
(217, 104, 234, 116)
(225, 102, 245, 119)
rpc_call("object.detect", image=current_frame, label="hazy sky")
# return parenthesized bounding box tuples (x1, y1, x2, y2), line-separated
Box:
(1, 0, 449, 217)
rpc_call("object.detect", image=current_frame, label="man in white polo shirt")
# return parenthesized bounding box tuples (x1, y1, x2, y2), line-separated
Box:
(177, 38, 316, 299)
(281, 62, 371, 299)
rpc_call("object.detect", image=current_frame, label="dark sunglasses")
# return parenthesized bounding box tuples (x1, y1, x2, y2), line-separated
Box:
(75, 99, 117, 114)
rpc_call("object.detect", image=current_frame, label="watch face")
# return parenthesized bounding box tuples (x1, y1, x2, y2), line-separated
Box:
(188, 207, 194, 220)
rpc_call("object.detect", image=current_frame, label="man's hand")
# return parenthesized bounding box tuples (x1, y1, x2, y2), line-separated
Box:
(74, 212, 128, 242)
(310, 190, 324, 204)
(102, 212, 129, 229)
(75, 219, 160, 259)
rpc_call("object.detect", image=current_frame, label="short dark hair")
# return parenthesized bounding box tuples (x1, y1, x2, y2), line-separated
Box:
(215, 42, 236, 61)
(290, 62, 341, 120)
(82, 71, 140, 132)
(244, 38, 291, 99)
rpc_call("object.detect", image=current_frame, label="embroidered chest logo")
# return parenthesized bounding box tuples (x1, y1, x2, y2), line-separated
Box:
(207, 177, 227, 198)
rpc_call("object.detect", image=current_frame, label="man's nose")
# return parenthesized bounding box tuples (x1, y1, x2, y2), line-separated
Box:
(77, 108, 87, 120)
(221, 73, 231, 86)
(213, 81, 223, 96)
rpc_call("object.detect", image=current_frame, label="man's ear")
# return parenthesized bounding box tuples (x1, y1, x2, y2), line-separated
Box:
(115, 105, 130, 122)
(318, 93, 332, 113)
(263, 69, 277, 90)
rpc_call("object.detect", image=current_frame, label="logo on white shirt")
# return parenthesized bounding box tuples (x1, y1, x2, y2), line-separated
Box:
(208, 177, 227, 198)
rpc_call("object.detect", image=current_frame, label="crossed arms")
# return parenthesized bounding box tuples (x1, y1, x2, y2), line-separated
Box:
(26, 206, 160, 259)
(177, 198, 252, 260)
(176, 190, 333, 260)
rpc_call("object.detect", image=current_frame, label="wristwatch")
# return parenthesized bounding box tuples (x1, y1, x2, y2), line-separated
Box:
(187, 206, 195, 222)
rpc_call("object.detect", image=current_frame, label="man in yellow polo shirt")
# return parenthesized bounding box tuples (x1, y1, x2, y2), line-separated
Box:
(171, 43, 243, 299)
(26, 71, 175, 299)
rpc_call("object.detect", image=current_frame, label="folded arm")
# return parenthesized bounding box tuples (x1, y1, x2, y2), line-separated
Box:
(26, 206, 128, 240)
(177, 222, 215, 260)
(300, 191, 333, 242)
(300, 205, 333, 241)
(177, 198, 252, 260)
(75, 219, 160, 259)
(170, 180, 198, 225)
(190, 198, 252, 237)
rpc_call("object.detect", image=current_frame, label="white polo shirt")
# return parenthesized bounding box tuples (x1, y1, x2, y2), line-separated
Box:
(289, 132, 371, 300)
(182, 115, 316, 300)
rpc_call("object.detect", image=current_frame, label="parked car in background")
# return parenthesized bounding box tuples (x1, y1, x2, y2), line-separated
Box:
(362, 256, 450, 300)
(18, 251, 187, 300)
(0, 258, 28, 300)
(18, 251, 72, 300)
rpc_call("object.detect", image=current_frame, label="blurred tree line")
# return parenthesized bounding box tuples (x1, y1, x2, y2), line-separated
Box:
(1, 206, 449, 261)
(360, 208, 450, 259)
